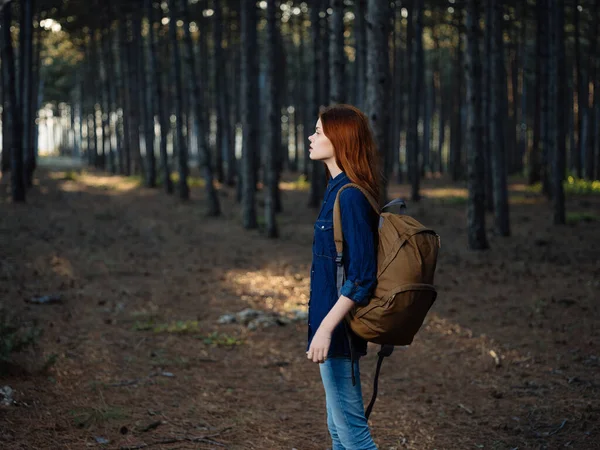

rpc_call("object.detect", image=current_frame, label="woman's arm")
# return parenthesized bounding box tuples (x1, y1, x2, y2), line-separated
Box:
(307, 188, 377, 364)
(306, 295, 354, 363)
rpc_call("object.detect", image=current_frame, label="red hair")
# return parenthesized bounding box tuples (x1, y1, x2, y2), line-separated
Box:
(319, 104, 383, 202)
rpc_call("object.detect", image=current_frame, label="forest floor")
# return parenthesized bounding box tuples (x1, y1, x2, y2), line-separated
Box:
(0, 158, 599, 450)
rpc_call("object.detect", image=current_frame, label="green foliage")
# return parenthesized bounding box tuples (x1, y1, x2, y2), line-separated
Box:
(40, 28, 84, 104)
(132, 319, 200, 334)
(528, 177, 600, 195)
(566, 212, 599, 225)
(128, 173, 206, 188)
(171, 172, 205, 188)
(201, 332, 244, 347)
(434, 195, 467, 205)
(132, 319, 244, 347)
(564, 176, 600, 194)
(0, 306, 42, 373)
(290, 174, 310, 191)
(62, 170, 79, 181)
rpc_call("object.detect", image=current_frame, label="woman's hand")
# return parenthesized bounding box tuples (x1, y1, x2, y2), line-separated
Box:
(306, 326, 332, 363)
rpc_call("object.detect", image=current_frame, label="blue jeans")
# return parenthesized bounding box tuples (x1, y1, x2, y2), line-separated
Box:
(319, 357, 377, 450)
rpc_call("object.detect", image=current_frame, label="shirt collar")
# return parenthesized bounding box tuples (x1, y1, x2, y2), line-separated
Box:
(326, 171, 348, 193)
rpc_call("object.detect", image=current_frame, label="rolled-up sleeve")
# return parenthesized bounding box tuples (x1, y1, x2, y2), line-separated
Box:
(339, 188, 378, 304)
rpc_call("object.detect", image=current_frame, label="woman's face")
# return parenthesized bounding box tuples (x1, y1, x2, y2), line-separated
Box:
(308, 118, 335, 163)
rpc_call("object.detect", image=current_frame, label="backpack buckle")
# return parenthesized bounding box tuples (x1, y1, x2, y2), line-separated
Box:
(335, 253, 343, 266)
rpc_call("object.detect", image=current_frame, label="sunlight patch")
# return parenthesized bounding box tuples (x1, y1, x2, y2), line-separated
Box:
(224, 269, 309, 312)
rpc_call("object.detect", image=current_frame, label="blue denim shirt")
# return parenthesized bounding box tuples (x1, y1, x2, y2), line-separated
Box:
(307, 172, 378, 358)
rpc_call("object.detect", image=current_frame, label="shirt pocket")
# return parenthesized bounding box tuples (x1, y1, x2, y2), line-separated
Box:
(313, 219, 337, 259)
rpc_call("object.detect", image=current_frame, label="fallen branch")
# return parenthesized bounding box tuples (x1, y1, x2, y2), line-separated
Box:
(548, 419, 568, 436)
(457, 403, 474, 415)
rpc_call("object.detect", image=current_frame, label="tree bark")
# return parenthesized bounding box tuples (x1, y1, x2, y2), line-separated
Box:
(241, 0, 258, 227)
(117, 12, 132, 176)
(330, 0, 345, 104)
(552, 0, 565, 224)
(490, 0, 510, 236)
(354, 0, 367, 109)
(408, 0, 423, 200)
(366, 0, 391, 200)
(180, 0, 220, 214)
(586, 0, 600, 180)
(2, 2, 25, 201)
(308, 0, 325, 209)
(145, 0, 172, 191)
(573, 2, 583, 178)
(465, 0, 489, 250)
(21, 0, 34, 187)
(264, 0, 280, 238)
(450, 8, 463, 182)
(214, 1, 234, 186)
(168, 0, 190, 199)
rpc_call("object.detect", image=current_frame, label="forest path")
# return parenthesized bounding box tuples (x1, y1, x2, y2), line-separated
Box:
(1, 163, 598, 449)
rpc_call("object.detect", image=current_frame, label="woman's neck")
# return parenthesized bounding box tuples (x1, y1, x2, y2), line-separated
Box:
(326, 160, 342, 179)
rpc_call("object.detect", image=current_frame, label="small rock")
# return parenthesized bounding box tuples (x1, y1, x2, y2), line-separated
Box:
(290, 309, 308, 322)
(0, 386, 14, 406)
(236, 308, 262, 324)
(277, 316, 292, 325)
(248, 315, 278, 330)
(217, 314, 236, 324)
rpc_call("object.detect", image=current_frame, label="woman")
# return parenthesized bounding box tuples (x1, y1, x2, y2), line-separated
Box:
(306, 104, 380, 449)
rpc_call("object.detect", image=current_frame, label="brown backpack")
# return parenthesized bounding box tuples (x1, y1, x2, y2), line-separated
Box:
(333, 183, 441, 418)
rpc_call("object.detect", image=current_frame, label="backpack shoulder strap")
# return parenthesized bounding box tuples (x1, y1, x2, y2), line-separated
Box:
(332, 183, 380, 255)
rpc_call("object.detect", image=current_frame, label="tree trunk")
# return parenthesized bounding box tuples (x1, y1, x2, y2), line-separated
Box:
(490, 0, 510, 236)
(518, 0, 528, 179)
(127, 15, 145, 180)
(299, 11, 310, 178)
(354, 0, 367, 109)
(432, 19, 444, 176)
(573, 3, 583, 178)
(180, 0, 220, 214)
(264, 0, 280, 238)
(21, 0, 34, 187)
(392, 1, 404, 182)
(330, 0, 345, 104)
(465, 0, 489, 250)
(111, 19, 123, 174)
(586, 0, 600, 180)
(308, 0, 325, 209)
(99, 25, 113, 172)
(241, 0, 259, 227)
(0, 59, 9, 175)
(540, 0, 551, 197)
(131, 9, 155, 186)
(408, 0, 423, 200)
(422, 70, 433, 176)
(2, 2, 25, 201)
(450, 8, 463, 182)
(103, 2, 118, 174)
(366, 0, 391, 201)
(145, 0, 173, 192)
(529, 1, 544, 185)
(168, 0, 189, 199)
(553, 0, 566, 225)
(117, 12, 132, 176)
(214, 1, 234, 186)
